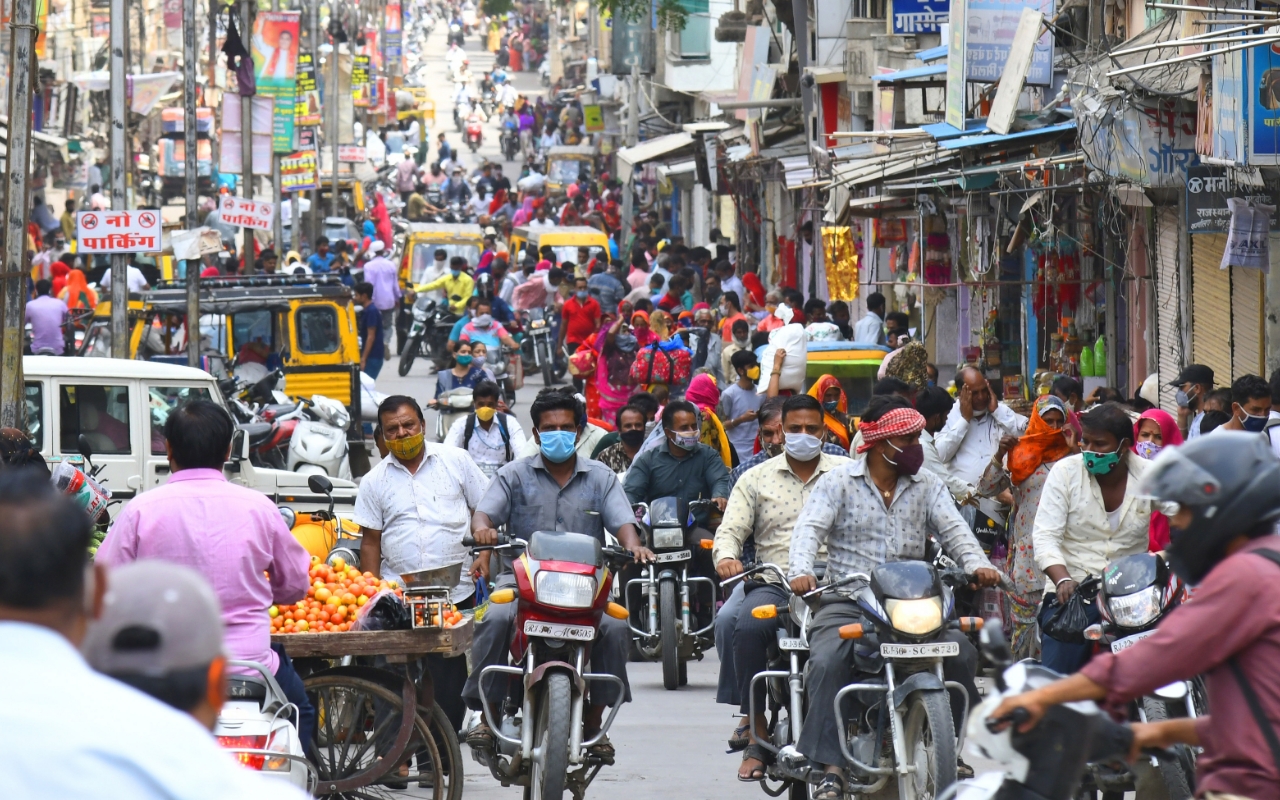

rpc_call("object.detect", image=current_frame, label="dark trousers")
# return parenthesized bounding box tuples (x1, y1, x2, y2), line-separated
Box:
(1038, 594, 1101, 675)
(364, 356, 384, 378)
(733, 582, 790, 715)
(462, 594, 632, 713)
(796, 599, 978, 768)
(271, 644, 316, 749)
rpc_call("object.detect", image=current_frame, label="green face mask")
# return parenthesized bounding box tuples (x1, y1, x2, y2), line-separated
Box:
(1081, 445, 1123, 476)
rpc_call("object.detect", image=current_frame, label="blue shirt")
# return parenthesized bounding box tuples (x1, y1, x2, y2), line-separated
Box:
(361, 304, 384, 357)
(587, 272, 626, 314)
(0, 621, 308, 800)
(448, 313, 472, 343)
(435, 365, 488, 398)
(307, 251, 336, 273)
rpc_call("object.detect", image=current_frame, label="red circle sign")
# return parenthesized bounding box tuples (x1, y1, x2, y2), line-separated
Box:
(81, 213, 98, 229)
(138, 212, 156, 227)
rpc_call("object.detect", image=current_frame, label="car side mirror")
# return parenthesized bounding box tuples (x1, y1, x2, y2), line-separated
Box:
(308, 474, 333, 495)
(230, 429, 248, 462)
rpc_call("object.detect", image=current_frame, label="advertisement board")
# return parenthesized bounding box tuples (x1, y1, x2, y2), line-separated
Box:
(965, 0, 1054, 86)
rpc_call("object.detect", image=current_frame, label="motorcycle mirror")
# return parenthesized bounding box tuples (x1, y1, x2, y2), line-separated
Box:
(979, 625, 1015, 679)
(76, 433, 94, 461)
(308, 474, 334, 495)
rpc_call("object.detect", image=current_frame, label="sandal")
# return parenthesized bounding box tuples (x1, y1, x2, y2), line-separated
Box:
(814, 772, 845, 800)
(464, 721, 496, 751)
(727, 723, 751, 753)
(738, 743, 772, 783)
(587, 734, 616, 765)
(957, 757, 974, 780)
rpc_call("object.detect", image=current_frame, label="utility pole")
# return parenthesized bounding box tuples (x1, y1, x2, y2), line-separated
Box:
(184, 0, 200, 367)
(310, 0, 321, 251)
(110, 0, 130, 357)
(271, 0, 283, 258)
(241, 0, 255, 274)
(330, 33, 340, 219)
(620, 63, 639, 235)
(0, 0, 40, 426)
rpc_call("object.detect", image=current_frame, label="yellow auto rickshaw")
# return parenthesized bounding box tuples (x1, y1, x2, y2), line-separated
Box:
(509, 225, 611, 276)
(399, 223, 486, 286)
(544, 145, 596, 195)
(76, 297, 149, 358)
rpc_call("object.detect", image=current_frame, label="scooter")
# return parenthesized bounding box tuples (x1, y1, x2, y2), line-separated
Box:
(433, 387, 474, 442)
(462, 531, 636, 800)
(287, 395, 352, 479)
(626, 497, 719, 690)
(216, 660, 316, 792)
(466, 115, 484, 152)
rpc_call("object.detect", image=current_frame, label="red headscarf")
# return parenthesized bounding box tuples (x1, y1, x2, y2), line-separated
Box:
(685, 373, 720, 411)
(856, 408, 925, 454)
(740, 272, 766, 307)
(1134, 409, 1183, 551)
(50, 261, 70, 296)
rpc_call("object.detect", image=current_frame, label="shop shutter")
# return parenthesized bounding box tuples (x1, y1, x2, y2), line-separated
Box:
(1190, 234, 1231, 386)
(1151, 208, 1183, 412)
(1232, 267, 1264, 378)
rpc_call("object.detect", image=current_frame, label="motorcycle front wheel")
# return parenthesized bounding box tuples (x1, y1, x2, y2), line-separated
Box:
(1140, 697, 1194, 800)
(399, 336, 421, 376)
(525, 671, 572, 800)
(660, 579, 680, 691)
(900, 690, 956, 800)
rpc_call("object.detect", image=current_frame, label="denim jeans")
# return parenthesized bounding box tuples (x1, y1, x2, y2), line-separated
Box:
(271, 644, 316, 749)
(1037, 593, 1101, 675)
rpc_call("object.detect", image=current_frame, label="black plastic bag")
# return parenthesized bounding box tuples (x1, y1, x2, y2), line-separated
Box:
(352, 589, 412, 632)
(1041, 579, 1097, 644)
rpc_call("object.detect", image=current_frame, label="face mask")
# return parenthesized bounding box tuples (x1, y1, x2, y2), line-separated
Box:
(970, 408, 988, 419)
(475, 406, 497, 422)
(734, 335, 749, 347)
(882, 440, 925, 476)
(472, 314, 493, 328)
(822, 400, 839, 413)
(783, 432, 822, 461)
(1175, 386, 1198, 408)
(576, 290, 588, 300)
(472, 355, 487, 368)
(1081, 445, 1123, 476)
(456, 354, 474, 366)
(615, 334, 638, 353)
(1240, 411, 1269, 433)
(386, 431, 426, 461)
(745, 366, 761, 381)
(619, 429, 646, 449)
(451, 269, 462, 278)
(1135, 440, 1162, 460)
(539, 429, 577, 462)
(762, 440, 784, 458)
(670, 429, 700, 451)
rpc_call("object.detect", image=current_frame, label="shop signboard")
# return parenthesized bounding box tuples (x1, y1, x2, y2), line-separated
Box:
(945, 0, 969, 129)
(294, 52, 322, 126)
(583, 105, 604, 132)
(965, 0, 1055, 86)
(1186, 165, 1280, 234)
(1079, 98, 1196, 188)
(892, 0, 947, 35)
(1248, 40, 1280, 165)
(281, 150, 319, 192)
(76, 210, 162, 253)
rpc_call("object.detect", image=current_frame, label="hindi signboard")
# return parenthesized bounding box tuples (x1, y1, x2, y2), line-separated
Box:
(251, 11, 301, 152)
(338, 145, 367, 163)
(966, 0, 1055, 86)
(281, 150, 319, 192)
(294, 52, 321, 126)
(1186, 165, 1280, 234)
(218, 196, 275, 231)
(76, 210, 162, 253)
(892, 0, 947, 35)
(1248, 41, 1280, 166)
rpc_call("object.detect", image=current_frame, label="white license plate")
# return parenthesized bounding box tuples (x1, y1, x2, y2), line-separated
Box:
(880, 642, 960, 659)
(778, 637, 807, 651)
(523, 620, 595, 642)
(654, 550, 691, 563)
(1110, 630, 1154, 654)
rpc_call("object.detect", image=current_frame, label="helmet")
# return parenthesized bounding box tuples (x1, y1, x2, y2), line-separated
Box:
(1140, 430, 1280, 583)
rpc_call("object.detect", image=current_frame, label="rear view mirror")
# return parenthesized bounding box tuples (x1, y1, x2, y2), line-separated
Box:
(230, 429, 248, 462)
(308, 474, 333, 495)
(77, 434, 94, 460)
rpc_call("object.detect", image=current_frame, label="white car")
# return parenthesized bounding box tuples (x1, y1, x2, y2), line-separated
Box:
(22, 356, 357, 516)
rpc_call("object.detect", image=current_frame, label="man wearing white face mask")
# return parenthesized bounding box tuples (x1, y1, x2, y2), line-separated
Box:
(713, 394, 843, 781)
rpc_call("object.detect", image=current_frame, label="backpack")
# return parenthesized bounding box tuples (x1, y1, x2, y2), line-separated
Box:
(463, 412, 512, 463)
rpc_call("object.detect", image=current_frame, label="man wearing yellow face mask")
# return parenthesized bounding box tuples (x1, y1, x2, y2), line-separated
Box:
(443, 380, 527, 481)
(719, 349, 763, 458)
(354, 394, 490, 734)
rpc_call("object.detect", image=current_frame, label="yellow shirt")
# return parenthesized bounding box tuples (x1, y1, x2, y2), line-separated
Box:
(415, 272, 475, 314)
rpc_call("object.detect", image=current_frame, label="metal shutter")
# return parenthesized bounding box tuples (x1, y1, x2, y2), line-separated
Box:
(1232, 267, 1264, 378)
(1191, 234, 1232, 386)
(1151, 208, 1183, 412)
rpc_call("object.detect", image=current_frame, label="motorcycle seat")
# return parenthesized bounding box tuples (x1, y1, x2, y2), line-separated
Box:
(239, 422, 275, 446)
(262, 403, 298, 418)
(226, 676, 269, 702)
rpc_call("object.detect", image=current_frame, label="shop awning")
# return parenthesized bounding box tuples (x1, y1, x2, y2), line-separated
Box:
(915, 45, 947, 62)
(830, 142, 956, 188)
(804, 66, 847, 84)
(780, 155, 816, 189)
(657, 160, 697, 178)
(921, 119, 988, 140)
(0, 117, 68, 164)
(937, 121, 1077, 150)
(871, 64, 946, 82)
(616, 132, 695, 183)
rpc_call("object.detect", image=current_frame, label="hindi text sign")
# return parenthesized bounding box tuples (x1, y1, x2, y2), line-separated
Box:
(76, 211, 163, 253)
(219, 196, 276, 231)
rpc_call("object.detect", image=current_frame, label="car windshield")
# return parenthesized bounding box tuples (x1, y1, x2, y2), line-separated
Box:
(411, 242, 482, 283)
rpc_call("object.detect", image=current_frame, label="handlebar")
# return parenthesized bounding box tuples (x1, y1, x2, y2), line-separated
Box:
(802, 571, 870, 599)
(461, 534, 527, 551)
(985, 707, 1031, 733)
(721, 562, 788, 589)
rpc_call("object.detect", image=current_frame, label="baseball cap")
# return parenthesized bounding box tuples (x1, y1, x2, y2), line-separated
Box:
(1167, 364, 1214, 387)
(82, 560, 225, 677)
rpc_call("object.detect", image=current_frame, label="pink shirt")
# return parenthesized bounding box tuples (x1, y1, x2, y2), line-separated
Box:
(97, 469, 311, 675)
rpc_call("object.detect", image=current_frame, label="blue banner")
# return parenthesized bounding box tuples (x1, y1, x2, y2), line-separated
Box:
(964, 0, 1054, 86)
(893, 0, 948, 34)
(1248, 41, 1280, 166)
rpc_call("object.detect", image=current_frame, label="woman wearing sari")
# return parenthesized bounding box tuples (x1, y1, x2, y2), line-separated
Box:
(58, 268, 98, 310)
(979, 395, 1075, 659)
(806, 374, 854, 450)
(1132, 408, 1183, 551)
(595, 313, 640, 421)
(685, 373, 735, 468)
(629, 310, 692, 397)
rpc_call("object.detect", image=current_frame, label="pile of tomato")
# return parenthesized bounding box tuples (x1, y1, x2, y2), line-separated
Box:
(270, 556, 402, 634)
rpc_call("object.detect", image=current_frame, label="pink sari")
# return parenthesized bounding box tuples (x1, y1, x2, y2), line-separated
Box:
(594, 327, 635, 421)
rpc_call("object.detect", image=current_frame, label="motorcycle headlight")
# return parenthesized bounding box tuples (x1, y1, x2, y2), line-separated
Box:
(1106, 586, 1162, 629)
(885, 597, 943, 636)
(535, 571, 596, 609)
(278, 507, 296, 529)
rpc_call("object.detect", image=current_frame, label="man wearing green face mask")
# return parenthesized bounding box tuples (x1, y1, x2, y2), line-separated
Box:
(1031, 402, 1161, 674)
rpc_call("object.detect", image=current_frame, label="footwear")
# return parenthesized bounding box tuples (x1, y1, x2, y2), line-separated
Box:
(465, 721, 496, 750)
(814, 772, 845, 800)
(727, 723, 751, 753)
(957, 757, 975, 780)
(738, 743, 772, 782)
(587, 734, 616, 765)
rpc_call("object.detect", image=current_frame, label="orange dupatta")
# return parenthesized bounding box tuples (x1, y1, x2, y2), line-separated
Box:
(806, 374, 851, 450)
(1007, 397, 1072, 485)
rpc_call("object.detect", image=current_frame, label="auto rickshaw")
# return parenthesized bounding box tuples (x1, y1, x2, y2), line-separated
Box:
(509, 225, 611, 275)
(802, 340, 890, 417)
(399, 222, 485, 285)
(544, 144, 596, 195)
(77, 297, 149, 358)
(399, 87, 437, 126)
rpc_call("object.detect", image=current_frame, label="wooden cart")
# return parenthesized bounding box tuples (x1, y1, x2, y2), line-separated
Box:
(272, 621, 473, 799)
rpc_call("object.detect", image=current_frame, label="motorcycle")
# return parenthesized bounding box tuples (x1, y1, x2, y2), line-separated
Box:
(625, 497, 719, 690)
(286, 394, 352, 479)
(463, 531, 636, 800)
(216, 659, 316, 792)
(399, 295, 460, 376)
(500, 126, 521, 162)
(480, 89, 496, 117)
(520, 305, 564, 387)
(433, 386, 474, 442)
(1080, 552, 1203, 799)
(827, 561, 985, 800)
(466, 116, 484, 153)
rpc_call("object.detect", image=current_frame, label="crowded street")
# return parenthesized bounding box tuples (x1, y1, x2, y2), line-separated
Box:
(7, 0, 1280, 798)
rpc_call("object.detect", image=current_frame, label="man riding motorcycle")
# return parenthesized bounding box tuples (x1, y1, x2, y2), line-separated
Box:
(442, 167, 472, 205)
(787, 396, 1000, 800)
(991, 431, 1280, 800)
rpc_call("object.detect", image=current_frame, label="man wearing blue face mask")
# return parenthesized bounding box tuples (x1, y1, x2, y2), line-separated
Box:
(1169, 363, 1214, 439)
(464, 388, 653, 759)
(1220, 374, 1273, 435)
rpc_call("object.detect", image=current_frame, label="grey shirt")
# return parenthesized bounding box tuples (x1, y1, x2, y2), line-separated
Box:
(624, 442, 731, 526)
(719, 382, 763, 457)
(478, 453, 636, 573)
(788, 456, 993, 588)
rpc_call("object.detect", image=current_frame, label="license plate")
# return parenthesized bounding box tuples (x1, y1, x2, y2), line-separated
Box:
(1111, 630, 1154, 654)
(654, 550, 691, 563)
(778, 637, 807, 651)
(524, 620, 596, 641)
(880, 642, 960, 659)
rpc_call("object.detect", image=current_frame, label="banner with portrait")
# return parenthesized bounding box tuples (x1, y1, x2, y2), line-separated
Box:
(251, 11, 301, 153)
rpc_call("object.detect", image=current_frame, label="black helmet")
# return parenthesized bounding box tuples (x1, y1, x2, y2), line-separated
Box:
(1140, 430, 1280, 584)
